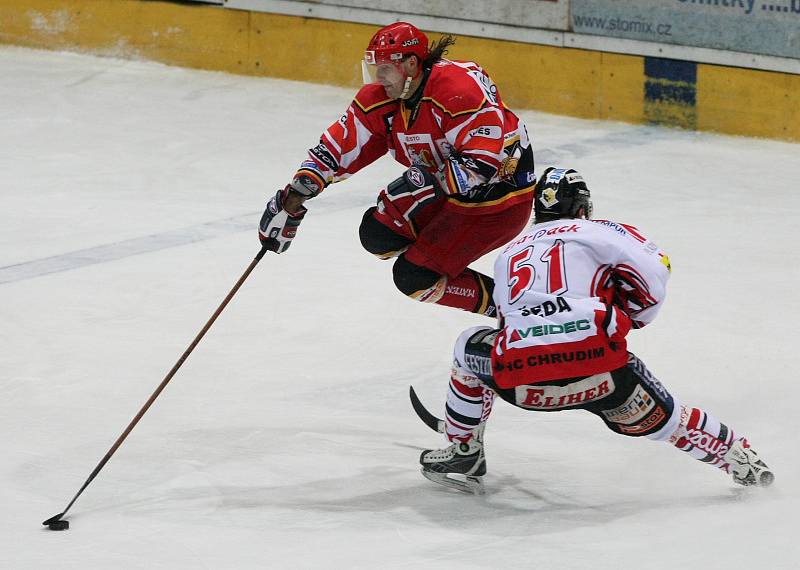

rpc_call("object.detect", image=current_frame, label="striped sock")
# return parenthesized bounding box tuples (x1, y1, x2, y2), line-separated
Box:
(669, 405, 737, 473)
(445, 372, 495, 442)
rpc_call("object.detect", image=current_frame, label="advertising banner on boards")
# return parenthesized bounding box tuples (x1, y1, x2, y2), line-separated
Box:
(227, 0, 570, 31)
(571, 0, 800, 59)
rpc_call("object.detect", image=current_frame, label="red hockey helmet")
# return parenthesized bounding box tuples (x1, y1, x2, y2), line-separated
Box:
(364, 22, 429, 66)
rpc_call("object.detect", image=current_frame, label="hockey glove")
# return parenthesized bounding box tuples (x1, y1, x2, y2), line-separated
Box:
(374, 167, 443, 240)
(259, 186, 307, 253)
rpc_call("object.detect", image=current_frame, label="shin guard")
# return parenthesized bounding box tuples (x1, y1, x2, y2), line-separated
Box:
(444, 326, 498, 442)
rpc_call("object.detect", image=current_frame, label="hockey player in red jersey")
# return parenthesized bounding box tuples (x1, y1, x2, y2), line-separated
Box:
(258, 22, 535, 317)
(416, 167, 774, 493)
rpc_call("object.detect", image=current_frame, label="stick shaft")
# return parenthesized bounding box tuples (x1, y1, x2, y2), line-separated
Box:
(53, 245, 269, 521)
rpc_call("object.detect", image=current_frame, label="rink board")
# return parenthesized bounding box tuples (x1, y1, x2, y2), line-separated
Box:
(0, 0, 797, 141)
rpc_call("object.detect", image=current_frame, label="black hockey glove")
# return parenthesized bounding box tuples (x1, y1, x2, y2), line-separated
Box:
(258, 186, 307, 253)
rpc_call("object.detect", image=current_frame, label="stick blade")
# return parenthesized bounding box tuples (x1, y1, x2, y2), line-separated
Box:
(409, 386, 445, 433)
(42, 513, 65, 526)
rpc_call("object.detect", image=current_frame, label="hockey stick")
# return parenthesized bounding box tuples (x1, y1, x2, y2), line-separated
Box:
(42, 244, 271, 530)
(408, 385, 445, 433)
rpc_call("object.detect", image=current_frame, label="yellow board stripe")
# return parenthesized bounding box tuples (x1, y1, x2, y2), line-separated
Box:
(0, 1, 796, 142)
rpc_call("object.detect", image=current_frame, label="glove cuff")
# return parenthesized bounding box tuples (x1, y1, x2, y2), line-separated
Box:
(291, 168, 326, 197)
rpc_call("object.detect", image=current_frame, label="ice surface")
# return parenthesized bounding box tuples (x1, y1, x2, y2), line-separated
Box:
(1, 46, 798, 569)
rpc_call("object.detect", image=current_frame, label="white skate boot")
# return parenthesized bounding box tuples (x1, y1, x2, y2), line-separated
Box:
(419, 438, 485, 494)
(724, 438, 774, 487)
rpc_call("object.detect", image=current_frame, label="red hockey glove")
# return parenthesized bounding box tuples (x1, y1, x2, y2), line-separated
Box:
(610, 273, 656, 329)
(259, 186, 307, 253)
(374, 167, 444, 240)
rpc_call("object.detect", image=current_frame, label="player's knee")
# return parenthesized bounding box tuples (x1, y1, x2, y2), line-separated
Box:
(359, 207, 411, 259)
(454, 327, 498, 382)
(601, 354, 677, 438)
(392, 255, 445, 302)
(454, 327, 490, 366)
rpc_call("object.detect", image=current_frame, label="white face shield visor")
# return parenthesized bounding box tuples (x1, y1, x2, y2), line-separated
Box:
(361, 50, 404, 83)
(361, 50, 415, 99)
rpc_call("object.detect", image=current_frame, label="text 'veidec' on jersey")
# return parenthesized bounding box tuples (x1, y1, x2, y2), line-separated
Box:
(508, 319, 592, 344)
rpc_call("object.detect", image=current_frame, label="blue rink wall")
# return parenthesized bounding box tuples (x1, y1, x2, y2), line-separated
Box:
(0, 0, 797, 142)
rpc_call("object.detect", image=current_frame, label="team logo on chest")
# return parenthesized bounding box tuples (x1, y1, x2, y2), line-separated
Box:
(398, 132, 447, 169)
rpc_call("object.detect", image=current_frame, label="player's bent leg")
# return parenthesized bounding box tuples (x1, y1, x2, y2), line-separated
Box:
(358, 206, 412, 259)
(419, 327, 498, 493)
(442, 268, 496, 317)
(392, 255, 496, 315)
(392, 255, 446, 303)
(599, 353, 774, 487)
(397, 195, 530, 317)
(593, 353, 680, 439)
(444, 326, 497, 442)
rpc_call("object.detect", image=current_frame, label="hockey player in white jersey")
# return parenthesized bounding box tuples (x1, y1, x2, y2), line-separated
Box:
(418, 167, 774, 493)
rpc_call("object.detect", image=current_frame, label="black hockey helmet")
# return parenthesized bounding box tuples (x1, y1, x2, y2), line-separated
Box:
(534, 167, 593, 223)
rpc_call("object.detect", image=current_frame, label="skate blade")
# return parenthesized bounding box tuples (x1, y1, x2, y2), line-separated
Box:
(421, 468, 485, 495)
(735, 468, 775, 487)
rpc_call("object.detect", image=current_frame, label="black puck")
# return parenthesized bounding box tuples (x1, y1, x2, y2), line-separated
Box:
(48, 520, 69, 531)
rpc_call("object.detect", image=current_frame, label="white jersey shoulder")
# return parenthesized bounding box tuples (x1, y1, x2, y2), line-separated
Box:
(494, 218, 671, 328)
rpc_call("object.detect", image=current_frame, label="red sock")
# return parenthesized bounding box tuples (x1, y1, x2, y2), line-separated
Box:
(434, 269, 496, 316)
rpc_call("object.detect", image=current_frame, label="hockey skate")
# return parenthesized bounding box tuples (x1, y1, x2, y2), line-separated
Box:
(724, 439, 774, 487)
(419, 438, 486, 494)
